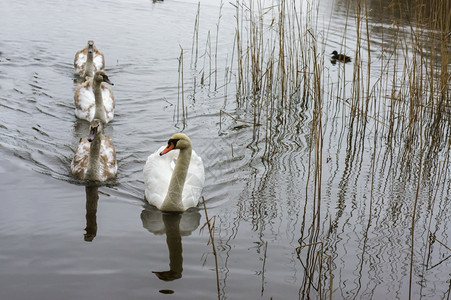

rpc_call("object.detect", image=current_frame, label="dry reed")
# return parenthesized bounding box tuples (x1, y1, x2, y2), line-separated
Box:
(187, 0, 450, 297)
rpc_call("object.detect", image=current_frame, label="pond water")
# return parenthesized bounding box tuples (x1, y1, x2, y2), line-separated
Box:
(0, 0, 450, 299)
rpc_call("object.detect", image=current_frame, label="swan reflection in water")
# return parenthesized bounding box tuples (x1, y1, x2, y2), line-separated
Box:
(84, 185, 99, 242)
(141, 207, 201, 281)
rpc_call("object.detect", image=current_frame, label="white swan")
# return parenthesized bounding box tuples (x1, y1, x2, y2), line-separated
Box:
(71, 119, 117, 182)
(143, 133, 205, 212)
(74, 71, 115, 123)
(74, 40, 105, 78)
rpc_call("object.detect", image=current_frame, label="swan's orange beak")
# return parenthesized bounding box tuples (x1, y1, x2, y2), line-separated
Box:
(160, 143, 175, 156)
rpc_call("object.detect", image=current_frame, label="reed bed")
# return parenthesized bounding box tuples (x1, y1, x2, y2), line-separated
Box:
(188, 0, 450, 298)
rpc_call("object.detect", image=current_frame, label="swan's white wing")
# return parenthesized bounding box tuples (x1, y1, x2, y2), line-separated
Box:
(143, 146, 178, 210)
(182, 149, 205, 209)
(99, 136, 117, 181)
(71, 138, 90, 179)
(93, 53, 105, 71)
(101, 84, 115, 123)
(74, 51, 87, 76)
(74, 81, 95, 121)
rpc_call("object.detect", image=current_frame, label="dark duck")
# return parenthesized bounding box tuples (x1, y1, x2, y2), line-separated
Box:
(331, 51, 351, 64)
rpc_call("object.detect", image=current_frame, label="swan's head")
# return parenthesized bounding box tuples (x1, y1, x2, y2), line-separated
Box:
(87, 40, 94, 54)
(160, 133, 191, 156)
(93, 71, 114, 86)
(88, 119, 103, 142)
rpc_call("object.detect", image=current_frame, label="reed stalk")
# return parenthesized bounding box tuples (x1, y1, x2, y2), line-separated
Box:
(177, 45, 186, 128)
(201, 197, 220, 299)
(191, 2, 200, 70)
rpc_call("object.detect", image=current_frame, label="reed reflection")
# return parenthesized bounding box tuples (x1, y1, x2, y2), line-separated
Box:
(141, 208, 200, 281)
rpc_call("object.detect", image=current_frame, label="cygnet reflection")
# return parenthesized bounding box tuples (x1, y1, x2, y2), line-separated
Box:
(84, 185, 99, 242)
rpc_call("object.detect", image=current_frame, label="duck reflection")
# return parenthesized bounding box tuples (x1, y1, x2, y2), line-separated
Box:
(141, 207, 201, 281)
(84, 185, 99, 242)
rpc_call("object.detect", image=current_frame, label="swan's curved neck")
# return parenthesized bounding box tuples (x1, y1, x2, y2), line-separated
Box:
(84, 51, 94, 78)
(161, 146, 192, 212)
(85, 133, 102, 180)
(93, 80, 106, 123)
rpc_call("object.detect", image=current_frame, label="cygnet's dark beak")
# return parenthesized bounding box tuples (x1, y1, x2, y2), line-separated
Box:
(103, 75, 114, 86)
(88, 127, 97, 142)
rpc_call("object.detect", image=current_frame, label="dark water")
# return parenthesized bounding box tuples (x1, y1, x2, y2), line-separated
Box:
(1, 0, 450, 299)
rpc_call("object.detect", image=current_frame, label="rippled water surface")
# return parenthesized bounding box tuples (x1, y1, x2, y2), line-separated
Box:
(1, 0, 450, 299)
